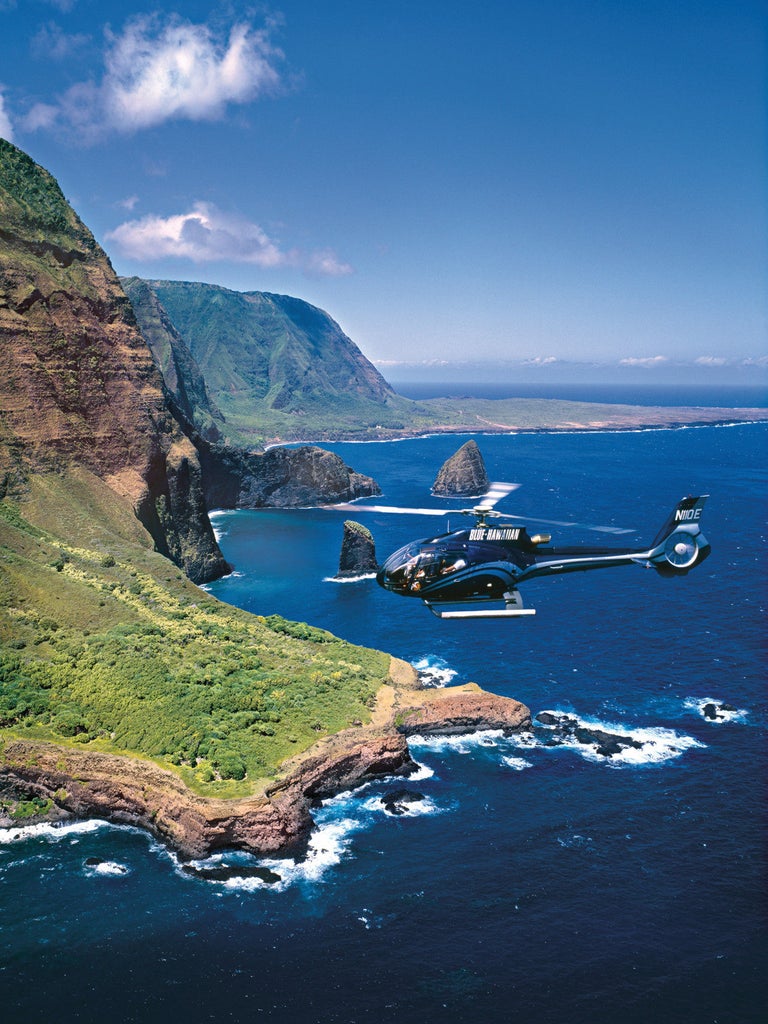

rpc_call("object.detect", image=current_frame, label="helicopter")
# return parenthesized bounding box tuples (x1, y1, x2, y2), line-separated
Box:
(332, 485, 711, 618)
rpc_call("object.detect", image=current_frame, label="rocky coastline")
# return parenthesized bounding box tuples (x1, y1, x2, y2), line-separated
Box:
(0, 660, 530, 860)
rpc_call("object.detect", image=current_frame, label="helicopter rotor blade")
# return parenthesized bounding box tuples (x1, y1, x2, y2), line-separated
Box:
(478, 481, 521, 508)
(328, 503, 453, 516)
(491, 512, 634, 535)
(327, 490, 635, 534)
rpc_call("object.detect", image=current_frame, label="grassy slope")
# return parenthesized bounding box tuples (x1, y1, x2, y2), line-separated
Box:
(0, 471, 390, 799)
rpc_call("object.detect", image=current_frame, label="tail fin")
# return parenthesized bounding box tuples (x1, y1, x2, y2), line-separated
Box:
(649, 495, 711, 576)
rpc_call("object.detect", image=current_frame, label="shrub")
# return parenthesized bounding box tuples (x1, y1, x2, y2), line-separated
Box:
(215, 751, 246, 780)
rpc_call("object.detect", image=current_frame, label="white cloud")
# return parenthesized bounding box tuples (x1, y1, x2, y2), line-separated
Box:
(23, 14, 284, 140)
(618, 355, 669, 368)
(373, 359, 451, 367)
(304, 249, 354, 278)
(694, 355, 728, 367)
(116, 194, 139, 211)
(0, 87, 14, 142)
(32, 22, 91, 61)
(107, 202, 352, 277)
(522, 355, 558, 366)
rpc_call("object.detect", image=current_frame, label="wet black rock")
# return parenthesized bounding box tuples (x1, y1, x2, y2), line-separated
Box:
(382, 788, 425, 815)
(702, 702, 737, 720)
(534, 711, 643, 758)
(181, 863, 281, 884)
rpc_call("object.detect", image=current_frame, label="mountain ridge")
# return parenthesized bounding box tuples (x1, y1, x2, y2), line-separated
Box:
(123, 276, 434, 446)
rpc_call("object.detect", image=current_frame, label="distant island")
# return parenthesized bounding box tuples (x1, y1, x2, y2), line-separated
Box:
(0, 138, 764, 858)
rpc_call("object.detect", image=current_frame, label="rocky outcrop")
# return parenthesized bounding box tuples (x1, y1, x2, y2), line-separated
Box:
(197, 442, 379, 509)
(0, 670, 531, 859)
(396, 684, 531, 735)
(337, 520, 377, 576)
(0, 731, 411, 859)
(534, 711, 640, 757)
(0, 140, 227, 583)
(432, 439, 489, 496)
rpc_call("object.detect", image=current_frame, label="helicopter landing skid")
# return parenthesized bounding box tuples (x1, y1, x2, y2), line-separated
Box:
(424, 591, 536, 619)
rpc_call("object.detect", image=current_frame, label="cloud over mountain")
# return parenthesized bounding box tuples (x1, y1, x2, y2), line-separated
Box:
(23, 14, 283, 140)
(107, 202, 352, 277)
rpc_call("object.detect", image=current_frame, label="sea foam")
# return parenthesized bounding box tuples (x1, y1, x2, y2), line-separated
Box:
(0, 819, 108, 846)
(530, 710, 705, 766)
(411, 655, 458, 688)
(684, 697, 748, 724)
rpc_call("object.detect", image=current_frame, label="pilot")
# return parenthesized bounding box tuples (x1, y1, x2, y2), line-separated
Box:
(440, 557, 466, 574)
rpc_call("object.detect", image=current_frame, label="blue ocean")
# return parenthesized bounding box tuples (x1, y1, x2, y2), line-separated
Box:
(2, 413, 766, 1023)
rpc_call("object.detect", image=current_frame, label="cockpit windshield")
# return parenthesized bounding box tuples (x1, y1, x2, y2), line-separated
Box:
(380, 541, 468, 593)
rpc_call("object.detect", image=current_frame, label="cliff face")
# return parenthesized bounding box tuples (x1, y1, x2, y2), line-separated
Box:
(118, 276, 225, 444)
(123, 277, 418, 445)
(0, 141, 227, 582)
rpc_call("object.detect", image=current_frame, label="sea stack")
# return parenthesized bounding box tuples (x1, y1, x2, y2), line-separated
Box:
(432, 440, 489, 496)
(338, 520, 377, 577)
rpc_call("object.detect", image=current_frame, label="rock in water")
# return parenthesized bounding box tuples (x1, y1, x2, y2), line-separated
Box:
(338, 520, 377, 576)
(432, 439, 489, 496)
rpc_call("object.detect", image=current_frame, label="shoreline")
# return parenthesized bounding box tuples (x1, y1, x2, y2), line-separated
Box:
(0, 660, 531, 860)
(261, 406, 768, 448)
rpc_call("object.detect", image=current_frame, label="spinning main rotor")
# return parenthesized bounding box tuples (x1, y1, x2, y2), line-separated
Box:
(332, 481, 634, 535)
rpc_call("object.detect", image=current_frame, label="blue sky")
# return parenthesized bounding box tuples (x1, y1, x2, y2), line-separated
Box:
(0, 0, 765, 378)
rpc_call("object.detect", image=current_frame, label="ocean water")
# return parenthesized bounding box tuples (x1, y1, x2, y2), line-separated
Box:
(2, 421, 766, 1024)
(394, 381, 768, 407)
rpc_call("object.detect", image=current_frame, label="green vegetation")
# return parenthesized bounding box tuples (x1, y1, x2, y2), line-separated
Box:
(122, 278, 441, 446)
(0, 481, 390, 797)
(0, 139, 94, 248)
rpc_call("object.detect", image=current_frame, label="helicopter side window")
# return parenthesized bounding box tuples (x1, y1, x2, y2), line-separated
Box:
(438, 552, 467, 574)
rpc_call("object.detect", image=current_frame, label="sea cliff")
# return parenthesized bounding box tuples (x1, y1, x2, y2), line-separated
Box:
(0, 662, 530, 858)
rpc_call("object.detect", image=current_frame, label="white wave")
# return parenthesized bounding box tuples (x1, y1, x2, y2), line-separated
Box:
(533, 710, 705, 766)
(84, 859, 130, 877)
(501, 755, 533, 771)
(407, 761, 435, 781)
(256, 816, 364, 891)
(408, 728, 506, 753)
(411, 655, 458, 688)
(208, 508, 238, 542)
(683, 697, 748, 724)
(362, 794, 442, 818)
(198, 568, 245, 591)
(323, 573, 377, 583)
(0, 819, 108, 845)
(557, 833, 594, 850)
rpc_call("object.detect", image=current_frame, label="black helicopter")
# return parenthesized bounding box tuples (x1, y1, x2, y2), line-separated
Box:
(333, 485, 710, 618)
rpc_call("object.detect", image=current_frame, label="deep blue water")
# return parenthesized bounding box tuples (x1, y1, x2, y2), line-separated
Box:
(395, 381, 768, 407)
(2, 423, 767, 1024)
